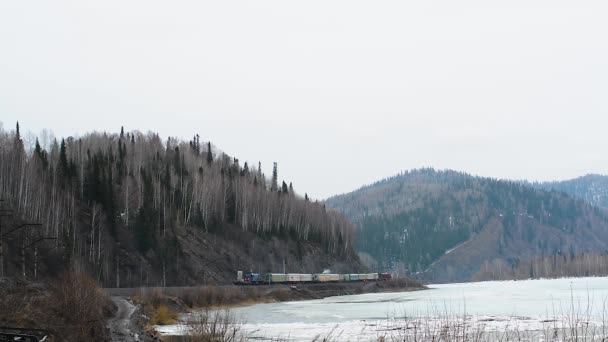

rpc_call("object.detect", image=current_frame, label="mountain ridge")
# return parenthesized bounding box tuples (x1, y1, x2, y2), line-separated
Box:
(326, 168, 608, 283)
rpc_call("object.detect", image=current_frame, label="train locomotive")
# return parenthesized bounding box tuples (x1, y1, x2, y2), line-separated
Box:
(236, 271, 392, 285)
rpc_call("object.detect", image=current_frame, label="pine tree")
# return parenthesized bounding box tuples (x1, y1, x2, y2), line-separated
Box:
(206, 142, 213, 164)
(33, 138, 48, 169)
(15, 122, 21, 143)
(13, 122, 24, 153)
(281, 181, 288, 194)
(59, 138, 70, 178)
(271, 162, 278, 192)
(34, 138, 42, 158)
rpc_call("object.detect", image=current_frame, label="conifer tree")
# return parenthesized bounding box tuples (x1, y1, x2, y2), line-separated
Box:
(34, 138, 43, 159)
(59, 138, 70, 178)
(206, 142, 213, 164)
(15, 121, 21, 143)
(271, 162, 278, 192)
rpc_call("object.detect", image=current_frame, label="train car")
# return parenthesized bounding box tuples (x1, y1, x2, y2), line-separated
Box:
(379, 272, 392, 281)
(299, 274, 313, 282)
(314, 273, 340, 282)
(236, 271, 388, 285)
(287, 273, 314, 282)
(265, 273, 288, 283)
(242, 273, 264, 284)
(361, 273, 377, 281)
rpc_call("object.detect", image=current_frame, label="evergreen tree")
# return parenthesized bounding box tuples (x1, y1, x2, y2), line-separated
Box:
(15, 121, 21, 143)
(33, 138, 48, 168)
(281, 181, 288, 194)
(206, 142, 213, 164)
(135, 168, 156, 252)
(59, 138, 70, 178)
(271, 162, 278, 192)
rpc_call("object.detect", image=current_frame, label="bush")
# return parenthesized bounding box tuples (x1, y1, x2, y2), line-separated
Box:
(47, 271, 111, 340)
(151, 304, 178, 325)
(182, 309, 243, 342)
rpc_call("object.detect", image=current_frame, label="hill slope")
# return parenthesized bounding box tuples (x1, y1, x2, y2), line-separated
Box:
(0, 123, 359, 286)
(326, 169, 608, 283)
(530, 174, 608, 211)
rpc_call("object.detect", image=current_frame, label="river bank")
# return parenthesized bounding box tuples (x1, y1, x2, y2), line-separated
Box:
(157, 276, 608, 341)
(106, 278, 424, 340)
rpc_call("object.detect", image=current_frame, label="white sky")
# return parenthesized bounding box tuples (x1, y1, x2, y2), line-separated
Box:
(1, 1, 607, 199)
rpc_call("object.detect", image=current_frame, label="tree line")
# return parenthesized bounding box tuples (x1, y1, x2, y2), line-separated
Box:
(473, 252, 608, 281)
(0, 123, 354, 286)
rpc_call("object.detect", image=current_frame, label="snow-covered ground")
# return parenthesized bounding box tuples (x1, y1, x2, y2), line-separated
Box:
(157, 277, 608, 341)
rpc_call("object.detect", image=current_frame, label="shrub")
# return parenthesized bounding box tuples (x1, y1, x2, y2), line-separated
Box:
(182, 309, 243, 342)
(150, 304, 178, 325)
(47, 271, 111, 341)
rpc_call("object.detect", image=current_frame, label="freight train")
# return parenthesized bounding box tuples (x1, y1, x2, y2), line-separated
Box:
(235, 271, 392, 285)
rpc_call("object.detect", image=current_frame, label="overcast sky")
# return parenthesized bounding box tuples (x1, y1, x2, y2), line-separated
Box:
(1, 1, 607, 199)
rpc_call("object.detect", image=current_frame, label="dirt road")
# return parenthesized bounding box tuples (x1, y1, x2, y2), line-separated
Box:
(107, 297, 139, 341)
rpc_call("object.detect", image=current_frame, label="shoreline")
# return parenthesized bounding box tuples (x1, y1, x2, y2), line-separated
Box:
(116, 279, 425, 339)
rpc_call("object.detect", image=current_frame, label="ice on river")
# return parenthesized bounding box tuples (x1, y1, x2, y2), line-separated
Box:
(157, 277, 608, 341)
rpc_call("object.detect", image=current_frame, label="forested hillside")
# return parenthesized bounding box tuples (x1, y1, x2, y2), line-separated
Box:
(0, 123, 358, 287)
(530, 174, 608, 211)
(326, 169, 608, 283)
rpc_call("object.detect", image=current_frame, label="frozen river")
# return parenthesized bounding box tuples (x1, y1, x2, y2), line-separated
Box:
(157, 277, 608, 341)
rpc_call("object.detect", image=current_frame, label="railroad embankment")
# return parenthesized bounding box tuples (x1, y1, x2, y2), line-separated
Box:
(108, 278, 424, 309)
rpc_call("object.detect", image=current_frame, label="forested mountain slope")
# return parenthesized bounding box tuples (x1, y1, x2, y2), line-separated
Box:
(530, 174, 608, 211)
(326, 169, 608, 283)
(0, 123, 358, 286)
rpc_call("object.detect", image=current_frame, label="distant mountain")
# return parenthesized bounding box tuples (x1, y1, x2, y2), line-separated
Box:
(326, 169, 608, 283)
(530, 174, 608, 211)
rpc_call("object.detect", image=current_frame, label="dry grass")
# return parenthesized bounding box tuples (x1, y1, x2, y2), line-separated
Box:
(0, 272, 112, 341)
(151, 304, 179, 325)
(163, 309, 245, 342)
(176, 286, 266, 308)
